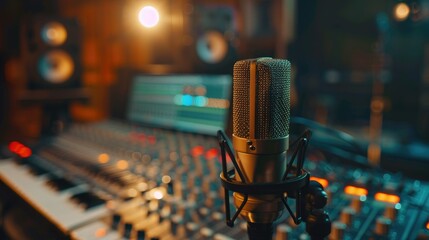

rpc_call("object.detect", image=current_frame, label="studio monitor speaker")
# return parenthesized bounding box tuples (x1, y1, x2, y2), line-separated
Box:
(190, 3, 238, 73)
(21, 16, 82, 89)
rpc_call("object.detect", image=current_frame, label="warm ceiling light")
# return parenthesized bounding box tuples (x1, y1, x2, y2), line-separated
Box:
(138, 6, 160, 28)
(394, 2, 410, 21)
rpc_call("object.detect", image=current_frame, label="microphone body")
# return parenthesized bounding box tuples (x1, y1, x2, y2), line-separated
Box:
(232, 58, 291, 226)
(220, 57, 330, 239)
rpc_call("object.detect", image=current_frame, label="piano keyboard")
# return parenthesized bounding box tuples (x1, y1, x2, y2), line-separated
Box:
(0, 160, 110, 233)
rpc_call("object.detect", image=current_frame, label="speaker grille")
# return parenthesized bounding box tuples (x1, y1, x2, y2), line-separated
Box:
(233, 58, 291, 139)
(233, 59, 251, 138)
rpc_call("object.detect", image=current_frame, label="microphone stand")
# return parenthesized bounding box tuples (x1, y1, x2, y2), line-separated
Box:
(218, 130, 331, 239)
(247, 222, 274, 240)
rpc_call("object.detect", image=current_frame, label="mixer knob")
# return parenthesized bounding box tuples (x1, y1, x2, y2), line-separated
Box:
(188, 188, 204, 204)
(131, 213, 162, 239)
(204, 191, 215, 207)
(351, 196, 365, 213)
(170, 214, 186, 237)
(148, 199, 161, 215)
(325, 188, 333, 205)
(305, 209, 331, 239)
(340, 207, 356, 226)
(172, 181, 184, 199)
(330, 221, 346, 240)
(374, 216, 392, 236)
(119, 207, 149, 238)
(145, 220, 172, 240)
(175, 202, 187, 217)
(187, 173, 196, 189)
(198, 207, 210, 218)
(212, 211, 224, 222)
(110, 198, 142, 229)
(202, 177, 212, 193)
(299, 233, 310, 240)
(275, 223, 292, 240)
(185, 222, 199, 236)
(199, 227, 215, 238)
(288, 216, 299, 228)
(384, 203, 401, 220)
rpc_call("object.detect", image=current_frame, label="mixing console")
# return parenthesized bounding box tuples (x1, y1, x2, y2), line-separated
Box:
(1, 120, 429, 239)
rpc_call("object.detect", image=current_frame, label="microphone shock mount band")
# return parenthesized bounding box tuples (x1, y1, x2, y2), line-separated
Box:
(217, 129, 331, 238)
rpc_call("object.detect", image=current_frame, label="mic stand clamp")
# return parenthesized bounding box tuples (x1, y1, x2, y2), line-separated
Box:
(301, 180, 331, 239)
(217, 129, 331, 239)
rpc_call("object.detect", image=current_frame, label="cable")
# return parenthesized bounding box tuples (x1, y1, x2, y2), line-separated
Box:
(246, 223, 273, 240)
(291, 117, 366, 153)
(290, 117, 371, 167)
(291, 117, 365, 154)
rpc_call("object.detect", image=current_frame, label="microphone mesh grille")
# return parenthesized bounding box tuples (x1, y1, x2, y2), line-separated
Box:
(233, 58, 291, 139)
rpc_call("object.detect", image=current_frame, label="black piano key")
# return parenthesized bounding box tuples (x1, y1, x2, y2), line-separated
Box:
(26, 161, 49, 176)
(70, 192, 106, 210)
(45, 176, 77, 192)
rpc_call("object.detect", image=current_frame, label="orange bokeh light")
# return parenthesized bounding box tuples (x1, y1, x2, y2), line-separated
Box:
(18, 147, 32, 158)
(9, 141, 32, 158)
(191, 146, 204, 157)
(310, 176, 329, 188)
(205, 148, 219, 160)
(98, 153, 110, 164)
(344, 186, 368, 197)
(116, 160, 129, 170)
(8, 141, 22, 152)
(374, 192, 400, 204)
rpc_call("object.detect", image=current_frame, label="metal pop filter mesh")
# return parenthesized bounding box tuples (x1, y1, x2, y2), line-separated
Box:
(233, 58, 291, 140)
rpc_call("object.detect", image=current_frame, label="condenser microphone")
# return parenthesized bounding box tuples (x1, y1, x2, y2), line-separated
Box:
(218, 58, 331, 239)
(232, 57, 291, 238)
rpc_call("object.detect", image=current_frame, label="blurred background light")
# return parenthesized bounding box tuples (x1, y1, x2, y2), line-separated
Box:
(394, 2, 411, 21)
(138, 6, 160, 28)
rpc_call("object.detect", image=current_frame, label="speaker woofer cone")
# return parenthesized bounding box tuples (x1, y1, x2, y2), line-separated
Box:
(37, 50, 74, 84)
(196, 31, 229, 64)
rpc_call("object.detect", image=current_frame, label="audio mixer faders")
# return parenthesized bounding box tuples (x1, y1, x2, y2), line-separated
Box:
(1, 120, 429, 239)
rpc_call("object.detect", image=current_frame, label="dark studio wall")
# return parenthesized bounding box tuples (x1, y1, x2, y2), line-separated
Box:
(288, 0, 429, 141)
